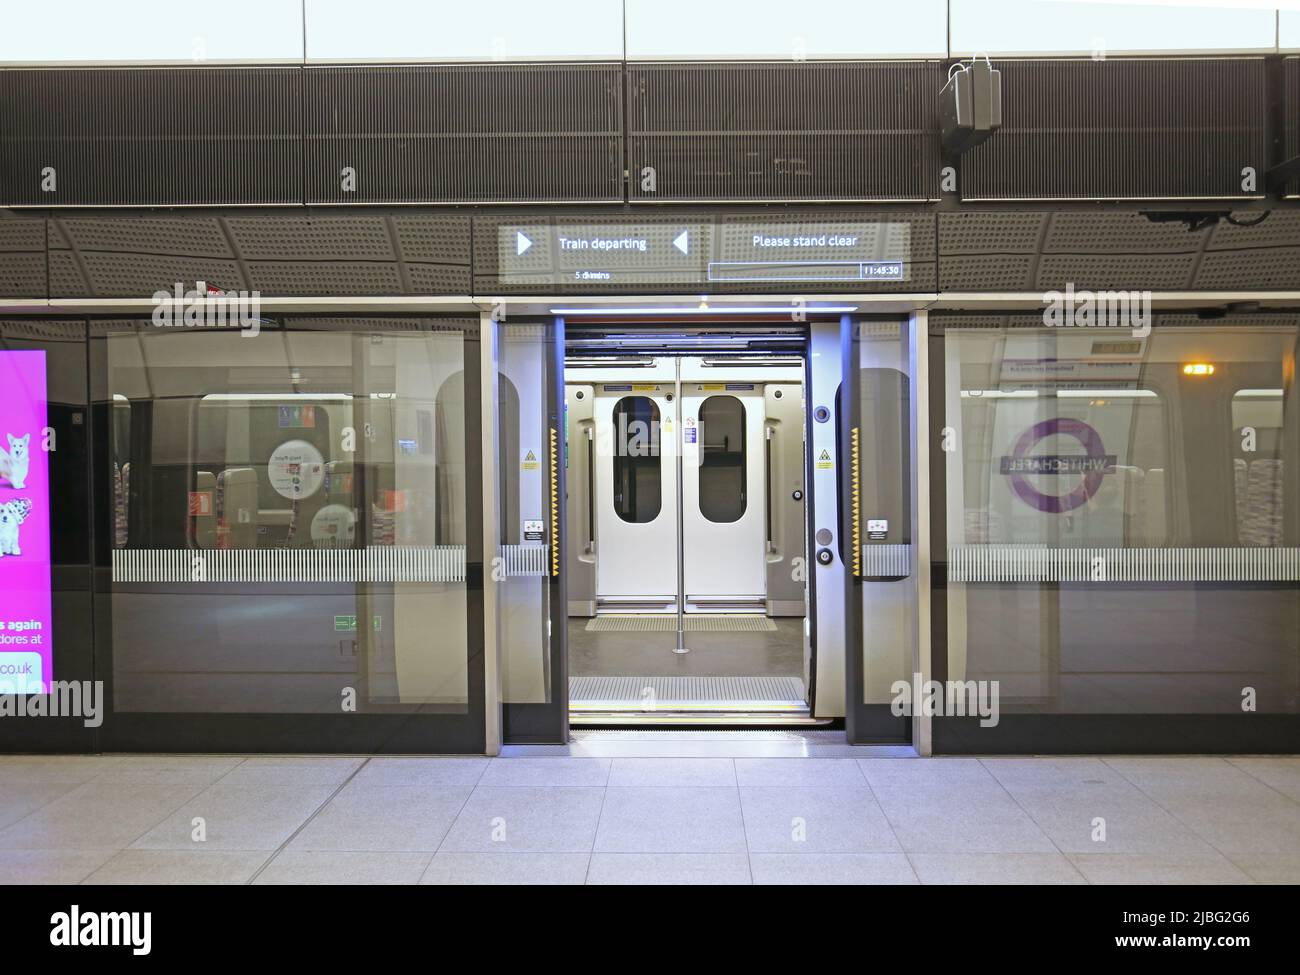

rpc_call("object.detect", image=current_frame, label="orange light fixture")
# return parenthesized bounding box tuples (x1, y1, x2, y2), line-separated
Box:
(1182, 363, 1215, 376)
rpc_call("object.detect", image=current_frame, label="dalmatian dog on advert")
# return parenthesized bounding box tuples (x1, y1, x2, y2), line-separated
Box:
(0, 498, 32, 557)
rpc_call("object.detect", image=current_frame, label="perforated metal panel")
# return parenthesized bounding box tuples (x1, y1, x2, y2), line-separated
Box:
(627, 62, 940, 202)
(0, 68, 301, 206)
(962, 58, 1267, 201)
(1034, 252, 1197, 290)
(304, 65, 623, 204)
(44, 210, 473, 297)
(932, 311, 1300, 332)
(938, 208, 1299, 292)
(0, 217, 47, 297)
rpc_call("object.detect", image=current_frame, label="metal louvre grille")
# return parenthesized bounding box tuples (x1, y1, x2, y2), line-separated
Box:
(627, 62, 940, 202)
(304, 64, 623, 204)
(1286, 58, 1300, 199)
(0, 68, 301, 206)
(962, 58, 1267, 201)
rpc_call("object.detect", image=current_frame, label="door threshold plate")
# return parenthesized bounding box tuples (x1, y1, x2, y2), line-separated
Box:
(584, 616, 777, 633)
(570, 675, 806, 712)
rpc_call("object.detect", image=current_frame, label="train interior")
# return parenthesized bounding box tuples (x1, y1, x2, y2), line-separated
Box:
(562, 325, 815, 722)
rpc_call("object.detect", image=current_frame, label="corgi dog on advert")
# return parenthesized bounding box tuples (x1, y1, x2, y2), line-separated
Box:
(0, 498, 32, 557)
(0, 433, 31, 489)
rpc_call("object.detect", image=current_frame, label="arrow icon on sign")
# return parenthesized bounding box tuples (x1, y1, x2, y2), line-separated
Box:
(673, 229, 689, 255)
(516, 231, 533, 256)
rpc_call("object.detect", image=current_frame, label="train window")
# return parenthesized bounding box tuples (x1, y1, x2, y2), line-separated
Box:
(697, 395, 746, 523)
(611, 395, 661, 523)
(1231, 389, 1285, 547)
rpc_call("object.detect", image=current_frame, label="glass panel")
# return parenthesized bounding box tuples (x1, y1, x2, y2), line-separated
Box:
(857, 322, 915, 708)
(500, 323, 554, 704)
(944, 323, 1300, 715)
(0, 322, 91, 699)
(697, 394, 746, 524)
(950, 0, 1274, 56)
(627, 0, 947, 59)
(308, 0, 623, 62)
(611, 395, 661, 524)
(107, 320, 472, 714)
(1, 1, 304, 63)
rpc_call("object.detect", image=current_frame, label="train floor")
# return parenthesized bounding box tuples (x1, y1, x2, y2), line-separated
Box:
(568, 616, 808, 714)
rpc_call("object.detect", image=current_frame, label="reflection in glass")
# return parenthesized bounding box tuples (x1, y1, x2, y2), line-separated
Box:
(1232, 389, 1284, 547)
(106, 322, 471, 714)
(943, 322, 1300, 715)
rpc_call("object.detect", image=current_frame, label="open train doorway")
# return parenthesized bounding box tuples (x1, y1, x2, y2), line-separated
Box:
(563, 324, 821, 724)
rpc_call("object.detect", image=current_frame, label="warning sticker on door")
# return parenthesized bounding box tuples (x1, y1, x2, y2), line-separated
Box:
(867, 518, 888, 540)
(522, 519, 545, 542)
(684, 416, 697, 444)
(522, 449, 540, 471)
(816, 448, 833, 470)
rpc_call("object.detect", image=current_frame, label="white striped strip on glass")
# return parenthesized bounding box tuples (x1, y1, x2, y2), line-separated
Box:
(948, 546, 1300, 583)
(500, 544, 550, 577)
(112, 546, 467, 584)
(861, 544, 912, 578)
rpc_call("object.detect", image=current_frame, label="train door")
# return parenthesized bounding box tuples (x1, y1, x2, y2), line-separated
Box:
(564, 383, 597, 617)
(497, 320, 567, 745)
(563, 330, 817, 722)
(593, 380, 678, 609)
(680, 371, 767, 610)
(843, 317, 918, 745)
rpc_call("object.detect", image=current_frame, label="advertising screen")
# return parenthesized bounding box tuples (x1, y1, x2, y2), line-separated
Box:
(0, 350, 52, 694)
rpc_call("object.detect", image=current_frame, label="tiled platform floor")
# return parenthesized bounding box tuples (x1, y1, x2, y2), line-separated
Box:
(1, 744, 1297, 885)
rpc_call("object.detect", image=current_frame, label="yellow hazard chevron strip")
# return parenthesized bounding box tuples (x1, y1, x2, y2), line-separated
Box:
(550, 427, 560, 576)
(851, 427, 861, 577)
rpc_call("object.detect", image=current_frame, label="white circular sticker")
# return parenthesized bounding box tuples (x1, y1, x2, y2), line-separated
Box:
(268, 439, 325, 500)
(311, 504, 356, 547)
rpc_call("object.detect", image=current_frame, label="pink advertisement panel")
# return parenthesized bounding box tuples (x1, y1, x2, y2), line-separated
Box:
(0, 351, 52, 693)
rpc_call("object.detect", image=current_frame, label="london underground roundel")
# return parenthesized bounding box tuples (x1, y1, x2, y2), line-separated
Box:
(1002, 417, 1115, 514)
